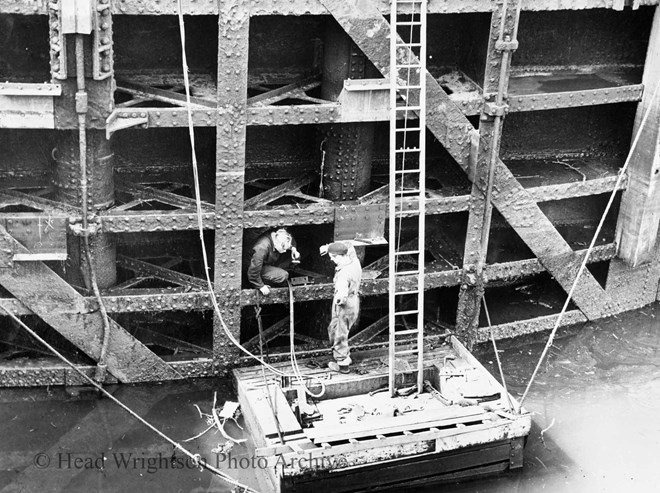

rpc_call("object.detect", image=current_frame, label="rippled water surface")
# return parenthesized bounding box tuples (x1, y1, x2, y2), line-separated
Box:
(1, 303, 660, 492)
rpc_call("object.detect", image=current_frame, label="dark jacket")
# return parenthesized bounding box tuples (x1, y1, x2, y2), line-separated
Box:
(246, 233, 296, 288)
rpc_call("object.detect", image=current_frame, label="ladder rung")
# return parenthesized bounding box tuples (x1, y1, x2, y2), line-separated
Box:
(396, 85, 422, 90)
(395, 250, 420, 255)
(395, 329, 420, 336)
(395, 148, 420, 154)
(394, 270, 419, 276)
(396, 21, 422, 26)
(395, 126, 421, 131)
(394, 349, 419, 356)
(395, 291, 420, 297)
(395, 189, 421, 195)
(394, 309, 419, 316)
(396, 64, 422, 69)
(396, 43, 422, 48)
(395, 210, 420, 217)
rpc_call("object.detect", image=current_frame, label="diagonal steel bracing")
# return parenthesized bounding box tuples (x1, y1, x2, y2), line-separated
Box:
(320, 0, 616, 320)
(0, 226, 181, 383)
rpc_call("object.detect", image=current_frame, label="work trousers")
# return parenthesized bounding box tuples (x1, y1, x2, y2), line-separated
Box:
(327, 295, 359, 366)
(261, 265, 289, 286)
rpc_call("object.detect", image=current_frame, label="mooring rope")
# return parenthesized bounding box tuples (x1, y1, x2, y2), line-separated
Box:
(482, 296, 514, 412)
(0, 302, 257, 493)
(519, 76, 660, 409)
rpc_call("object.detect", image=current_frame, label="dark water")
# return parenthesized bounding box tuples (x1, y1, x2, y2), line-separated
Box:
(2, 303, 660, 493)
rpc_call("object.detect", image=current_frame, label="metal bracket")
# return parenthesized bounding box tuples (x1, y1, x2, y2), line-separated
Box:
(334, 203, 388, 245)
(483, 102, 509, 117)
(337, 78, 389, 122)
(1, 217, 68, 262)
(290, 276, 312, 286)
(105, 111, 149, 138)
(69, 217, 102, 237)
(495, 39, 519, 52)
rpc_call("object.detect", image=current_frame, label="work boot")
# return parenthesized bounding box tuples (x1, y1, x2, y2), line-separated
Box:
(327, 361, 350, 374)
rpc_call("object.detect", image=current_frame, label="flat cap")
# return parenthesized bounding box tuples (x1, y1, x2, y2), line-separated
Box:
(327, 242, 349, 255)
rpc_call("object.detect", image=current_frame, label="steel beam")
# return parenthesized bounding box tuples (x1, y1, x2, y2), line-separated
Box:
(0, 244, 616, 316)
(510, 84, 644, 112)
(0, 226, 181, 383)
(475, 309, 587, 343)
(4, 0, 655, 16)
(0, 358, 215, 387)
(457, 0, 522, 345)
(320, 0, 617, 321)
(213, 0, 250, 368)
(0, 174, 625, 234)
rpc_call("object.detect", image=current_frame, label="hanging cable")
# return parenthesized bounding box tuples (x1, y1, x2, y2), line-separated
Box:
(175, 0, 320, 381)
(0, 302, 257, 493)
(287, 281, 326, 398)
(519, 76, 660, 409)
(482, 296, 514, 412)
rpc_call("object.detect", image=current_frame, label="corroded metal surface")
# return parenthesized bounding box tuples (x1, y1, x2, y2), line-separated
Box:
(0, 227, 181, 383)
(4, 0, 655, 16)
(320, 0, 616, 321)
(214, 0, 250, 367)
(476, 309, 588, 342)
(457, 0, 522, 343)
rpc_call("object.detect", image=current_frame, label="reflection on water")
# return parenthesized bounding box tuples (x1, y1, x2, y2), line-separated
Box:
(2, 303, 660, 493)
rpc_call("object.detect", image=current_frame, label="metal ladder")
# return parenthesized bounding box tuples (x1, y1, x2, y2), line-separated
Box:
(388, 0, 427, 396)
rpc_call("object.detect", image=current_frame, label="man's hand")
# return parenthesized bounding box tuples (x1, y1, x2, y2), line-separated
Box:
(259, 285, 271, 295)
(319, 244, 329, 256)
(291, 246, 301, 263)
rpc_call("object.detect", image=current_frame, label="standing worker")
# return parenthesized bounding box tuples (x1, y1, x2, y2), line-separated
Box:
(322, 241, 362, 373)
(247, 228, 300, 295)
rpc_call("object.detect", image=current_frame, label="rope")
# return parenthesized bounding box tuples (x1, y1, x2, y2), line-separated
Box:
(0, 302, 257, 493)
(174, 0, 295, 380)
(256, 297, 285, 444)
(519, 76, 660, 408)
(482, 296, 514, 412)
(287, 281, 326, 398)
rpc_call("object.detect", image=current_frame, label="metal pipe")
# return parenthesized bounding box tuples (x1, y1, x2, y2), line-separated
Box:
(74, 34, 112, 384)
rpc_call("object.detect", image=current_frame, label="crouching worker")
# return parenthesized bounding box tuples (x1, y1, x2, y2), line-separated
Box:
(247, 228, 300, 295)
(322, 242, 362, 374)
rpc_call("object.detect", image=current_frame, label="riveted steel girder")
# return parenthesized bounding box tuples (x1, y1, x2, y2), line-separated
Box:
(0, 173, 625, 234)
(321, 0, 617, 320)
(475, 309, 588, 343)
(5, 0, 655, 16)
(457, 0, 522, 343)
(0, 226, 182, 383)
(0, 243, 616, 316)
(213, 0, 250, 366)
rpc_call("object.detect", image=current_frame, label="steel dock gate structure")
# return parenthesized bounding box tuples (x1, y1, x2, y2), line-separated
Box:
(1, 0, 660, 386)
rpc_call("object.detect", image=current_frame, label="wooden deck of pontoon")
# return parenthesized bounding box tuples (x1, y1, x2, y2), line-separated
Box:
(234, 337, 531, 492)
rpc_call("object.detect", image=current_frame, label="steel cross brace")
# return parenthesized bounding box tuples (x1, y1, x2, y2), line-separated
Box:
(319, 0, 617, 320)
(0, 225, 181, 383)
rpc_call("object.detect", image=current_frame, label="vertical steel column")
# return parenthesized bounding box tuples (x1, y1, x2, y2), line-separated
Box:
(456, 1, 520, 346)
(54, 130, 116, 289)
(213, 0, 249, 368)
(615, 7, 660, 267)
(320, 20, 375, 201)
